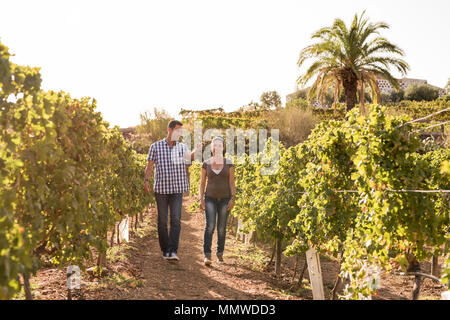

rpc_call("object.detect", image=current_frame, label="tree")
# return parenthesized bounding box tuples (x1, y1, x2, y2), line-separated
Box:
(136, 107, 173, 144)
(297, 11, 409, 112)
(381, 89, 405, 103)
(405, 84, 439, 102)
(260, 91, 281, 110)
(289, 88, 309, 100)
(267, 107, 317, 147)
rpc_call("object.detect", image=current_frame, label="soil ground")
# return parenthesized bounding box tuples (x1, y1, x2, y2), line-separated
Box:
(22, 194, 446, 300)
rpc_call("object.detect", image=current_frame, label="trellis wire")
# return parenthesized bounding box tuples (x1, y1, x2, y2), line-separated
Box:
(397, 107, 450, 128)
(413, 120, 450, 133)
(296, 189, 450, 194)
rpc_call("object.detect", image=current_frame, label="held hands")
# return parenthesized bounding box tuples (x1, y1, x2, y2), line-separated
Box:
(193, 142, 203, 153)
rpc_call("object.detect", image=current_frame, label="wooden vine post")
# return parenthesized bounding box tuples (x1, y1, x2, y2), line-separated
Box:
(306, 247, 325, 300)
(275, 238, 282, 276)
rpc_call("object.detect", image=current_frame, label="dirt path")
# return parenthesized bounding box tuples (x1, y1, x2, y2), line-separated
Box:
(26, 194, 445, 300)
(103, 194, 288, 300)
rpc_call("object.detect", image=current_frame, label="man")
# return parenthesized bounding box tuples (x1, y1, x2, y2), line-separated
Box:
(144, 120, 201, 261)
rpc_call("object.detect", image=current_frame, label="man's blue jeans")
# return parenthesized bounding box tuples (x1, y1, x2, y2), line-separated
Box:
(203, 196, 231, 257)
(155, 193, 183, 255)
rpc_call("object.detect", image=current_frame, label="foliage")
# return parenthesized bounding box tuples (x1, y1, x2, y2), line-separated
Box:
(0, 40, 153, 299)
(287, 88, 308, 101)
(405, 84, 440, 102)
(266, 107, 318, 147)
(180, 107, 268, 131)
(311, 100, 450, 123)
(260, 91, 281, 110)
(136, 107, 173, 147)
(285, 97, 310, 110)
(188, 161, 202, 197)
(297, 11, 409, 111)
(381, 89, 405, 103)
(438, 95, 450, 102)
(225, 104, 449, 299)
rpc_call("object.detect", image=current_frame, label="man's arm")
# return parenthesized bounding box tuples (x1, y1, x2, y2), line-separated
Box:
(144, 160, 154, 195)
(186, 142, 202, 162)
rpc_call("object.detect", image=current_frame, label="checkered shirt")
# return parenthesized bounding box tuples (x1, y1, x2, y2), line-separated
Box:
(147, 139, 190, 194)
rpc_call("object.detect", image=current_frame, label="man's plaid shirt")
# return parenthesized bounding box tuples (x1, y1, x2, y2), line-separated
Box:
(147, 139, 190, 194)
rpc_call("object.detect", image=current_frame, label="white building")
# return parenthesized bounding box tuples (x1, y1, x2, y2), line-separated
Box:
(376, 76, 445, 96)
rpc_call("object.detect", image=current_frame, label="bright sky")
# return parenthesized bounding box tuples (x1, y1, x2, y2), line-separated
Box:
(1, 0, 449, 128)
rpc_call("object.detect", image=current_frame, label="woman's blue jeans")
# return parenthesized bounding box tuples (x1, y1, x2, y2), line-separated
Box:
(203, 196, 230, 257)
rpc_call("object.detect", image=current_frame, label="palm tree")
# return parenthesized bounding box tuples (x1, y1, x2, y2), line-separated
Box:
(297, 11, 409, 113)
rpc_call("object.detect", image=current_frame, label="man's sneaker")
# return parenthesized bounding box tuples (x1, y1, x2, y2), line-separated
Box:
(217, 253, 224, 262)
(204, 256, 212, 266)
(163, 252, 170, 260)
(168, 252, 179, 261)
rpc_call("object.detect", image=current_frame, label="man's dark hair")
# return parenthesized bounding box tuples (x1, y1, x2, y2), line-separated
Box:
(168, 120, 183, 129)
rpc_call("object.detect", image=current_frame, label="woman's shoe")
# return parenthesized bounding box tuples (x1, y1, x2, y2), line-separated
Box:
(217, 253, 224, 262)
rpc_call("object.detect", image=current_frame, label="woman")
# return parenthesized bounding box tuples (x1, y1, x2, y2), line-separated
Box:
(199, 136, 236, 265)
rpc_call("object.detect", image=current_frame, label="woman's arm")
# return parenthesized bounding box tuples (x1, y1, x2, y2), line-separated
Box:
(199, 167, 207, 210)
(227, 166, 236, 210)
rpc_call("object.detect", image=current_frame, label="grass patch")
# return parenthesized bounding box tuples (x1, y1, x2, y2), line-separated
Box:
(288, 279, 313, 297)
(130, 216, 157, 239)
(12, 280, 40, 300)
(301, 278, 312, 290)
(230, 242, 268, 272)
(134, 223, 157, 239)
(106, 244, 132, 264)
(294, 286, 311, 297)
(90, 272, 144, 290)
(270, 287, 296, 298)
(271, 278, 313, 298)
